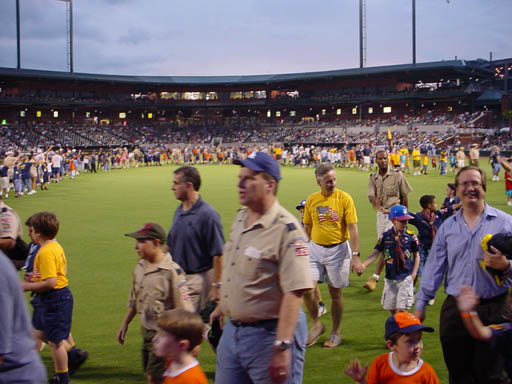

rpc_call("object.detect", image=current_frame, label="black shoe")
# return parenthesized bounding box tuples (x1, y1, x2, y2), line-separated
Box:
(48, 374, 69, 384)
(68, 349, 89, 375)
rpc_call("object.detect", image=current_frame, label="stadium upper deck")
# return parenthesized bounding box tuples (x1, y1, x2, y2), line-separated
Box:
(0, 58, 508, 126)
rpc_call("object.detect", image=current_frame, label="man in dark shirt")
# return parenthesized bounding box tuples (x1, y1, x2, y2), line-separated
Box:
(166, 166, 224, 312)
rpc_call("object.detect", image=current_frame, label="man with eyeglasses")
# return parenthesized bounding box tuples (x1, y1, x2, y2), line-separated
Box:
(415, 166, 512, 384)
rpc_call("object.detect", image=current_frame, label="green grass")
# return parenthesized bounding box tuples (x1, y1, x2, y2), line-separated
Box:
(10, 160, 510, 383)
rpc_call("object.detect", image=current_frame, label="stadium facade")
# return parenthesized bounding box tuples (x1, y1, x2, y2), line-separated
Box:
(0, 58, 510, 127)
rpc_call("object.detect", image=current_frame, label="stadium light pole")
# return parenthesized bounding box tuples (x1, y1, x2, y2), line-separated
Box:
(69, 0, 73, 73)
(57, 0, 73, 72)
(359, 0, 366, 68)
(412, 0, 416, 65)
(16, 0, 21, 69)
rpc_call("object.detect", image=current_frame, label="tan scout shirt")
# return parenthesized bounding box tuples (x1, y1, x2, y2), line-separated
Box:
(469, 147, 480, 160)
(128, 253, 193, 331)
(0, 201, 22, 240)
(456, 150, 466, 161)
(220, 201, 313, 323)
(368, 168, 412, 210)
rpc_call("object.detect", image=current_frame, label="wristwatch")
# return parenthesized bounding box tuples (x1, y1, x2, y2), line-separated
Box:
(352, 251, 361, 257)
(274, 340, 292, 351)
(211, 282, 222, 288)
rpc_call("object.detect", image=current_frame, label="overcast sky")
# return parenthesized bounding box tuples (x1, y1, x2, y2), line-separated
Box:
(0, 0, 510, 76)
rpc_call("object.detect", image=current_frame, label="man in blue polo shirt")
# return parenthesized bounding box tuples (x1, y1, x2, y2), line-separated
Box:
(167, 166, 225, 313)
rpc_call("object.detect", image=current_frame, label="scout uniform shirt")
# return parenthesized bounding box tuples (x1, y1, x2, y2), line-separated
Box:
(129, 254, 193, 331)
(0, 201, 22, 240)
(368, 168, 412, 210)
(220, 201, 313, 323)
(375, 228, 419, 281)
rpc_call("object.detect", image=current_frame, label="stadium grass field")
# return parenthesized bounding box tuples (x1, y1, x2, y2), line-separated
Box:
(10, 160, 510, 383)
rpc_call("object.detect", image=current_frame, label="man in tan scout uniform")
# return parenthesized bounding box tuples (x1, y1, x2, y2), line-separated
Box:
(364, 150, 412, 292)
(0, 195, 24, 268)
(117, 223, 193, 384)
(211, 152, 313, 384)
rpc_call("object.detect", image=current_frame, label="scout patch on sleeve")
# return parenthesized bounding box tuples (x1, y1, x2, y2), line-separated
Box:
(151, 302, 164, 317)
(176, 279, 190, 301)
(286, 222, 297, 231)
(0, 215, 12, 233)
(288, 237, 308, 257)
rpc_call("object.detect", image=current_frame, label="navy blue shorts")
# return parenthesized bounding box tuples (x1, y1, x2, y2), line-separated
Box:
(32, 287, 73, 343)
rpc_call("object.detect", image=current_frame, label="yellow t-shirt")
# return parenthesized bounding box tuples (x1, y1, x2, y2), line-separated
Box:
(412, 150, 421, 161)
(33, 241, 68, 289)
(303, 189, 358, 245)
(423, 155, 429, 165)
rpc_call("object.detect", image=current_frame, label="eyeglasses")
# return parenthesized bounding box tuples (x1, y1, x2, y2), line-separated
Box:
(459, 181, 483, 188)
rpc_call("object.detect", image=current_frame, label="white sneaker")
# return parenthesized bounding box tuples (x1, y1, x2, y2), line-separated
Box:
(507, 201, 512, 206)
(318, 303, 328, 317)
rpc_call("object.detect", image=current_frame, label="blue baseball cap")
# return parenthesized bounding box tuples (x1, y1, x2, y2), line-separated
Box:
(388, 205, 414, 221)
(385, 312, 434, 340)
(233, 152, 281, 181)
(296, 200, 306, 210)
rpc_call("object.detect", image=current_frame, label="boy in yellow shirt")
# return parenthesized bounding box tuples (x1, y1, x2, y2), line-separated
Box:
(21, 212, 73, 384)
(421, 154, 429, 175)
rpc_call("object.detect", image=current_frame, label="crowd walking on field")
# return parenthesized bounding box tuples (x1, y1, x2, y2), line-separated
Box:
(3, 139, 512, 384)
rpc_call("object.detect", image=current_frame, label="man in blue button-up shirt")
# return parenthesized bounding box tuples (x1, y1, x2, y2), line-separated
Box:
(415, 166, 512, 384)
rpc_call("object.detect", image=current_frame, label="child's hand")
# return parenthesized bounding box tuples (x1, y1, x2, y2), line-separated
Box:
(456, 285, 479, 313)
(344, 358, 368, 383)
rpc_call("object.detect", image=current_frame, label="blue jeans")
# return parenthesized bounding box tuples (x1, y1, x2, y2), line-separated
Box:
(22, 178, 31, 193)
(440, 161, 447, 175)
(418, 246, 431, 276)
(216, 310, 307, 384)
(14, 179, 22, 194)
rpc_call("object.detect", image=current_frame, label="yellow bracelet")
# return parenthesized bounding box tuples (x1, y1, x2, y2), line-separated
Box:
(460, 312, 477, 318)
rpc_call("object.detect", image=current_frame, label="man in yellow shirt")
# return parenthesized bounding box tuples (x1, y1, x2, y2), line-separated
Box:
(412, 147, 421, 176)
(303, 164, 363, 349)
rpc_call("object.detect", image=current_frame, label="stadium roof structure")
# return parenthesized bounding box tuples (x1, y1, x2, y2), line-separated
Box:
(0, 59, 493, 87)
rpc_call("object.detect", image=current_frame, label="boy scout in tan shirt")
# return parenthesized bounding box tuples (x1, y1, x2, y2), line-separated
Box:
(117, 223, 193, 384)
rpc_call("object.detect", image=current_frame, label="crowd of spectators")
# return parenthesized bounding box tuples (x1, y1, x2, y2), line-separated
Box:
(0, 110, 508, 152)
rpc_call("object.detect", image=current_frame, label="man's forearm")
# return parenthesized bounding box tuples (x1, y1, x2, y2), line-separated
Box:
(212, 255, 222, 283)
(0, 238, 14, 251)
(348, 223, 360, 253)
(304, 224, 312, 241)
(276, 291, 303, 341)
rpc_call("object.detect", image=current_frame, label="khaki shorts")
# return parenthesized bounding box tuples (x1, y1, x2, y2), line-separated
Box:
(308, 241, 351, 288)
(377, 211, 393, 238)
(381, 276, 414, 311)
(141, 327, 166, 380)
(1, 177, 9, 189)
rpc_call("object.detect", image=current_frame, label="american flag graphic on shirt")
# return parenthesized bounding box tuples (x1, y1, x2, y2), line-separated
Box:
(317, 206, 340, 222)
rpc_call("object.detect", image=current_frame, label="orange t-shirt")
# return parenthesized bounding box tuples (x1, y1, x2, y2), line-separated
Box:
(367, 353, 440, 384)
(163, 361, 207, 384)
